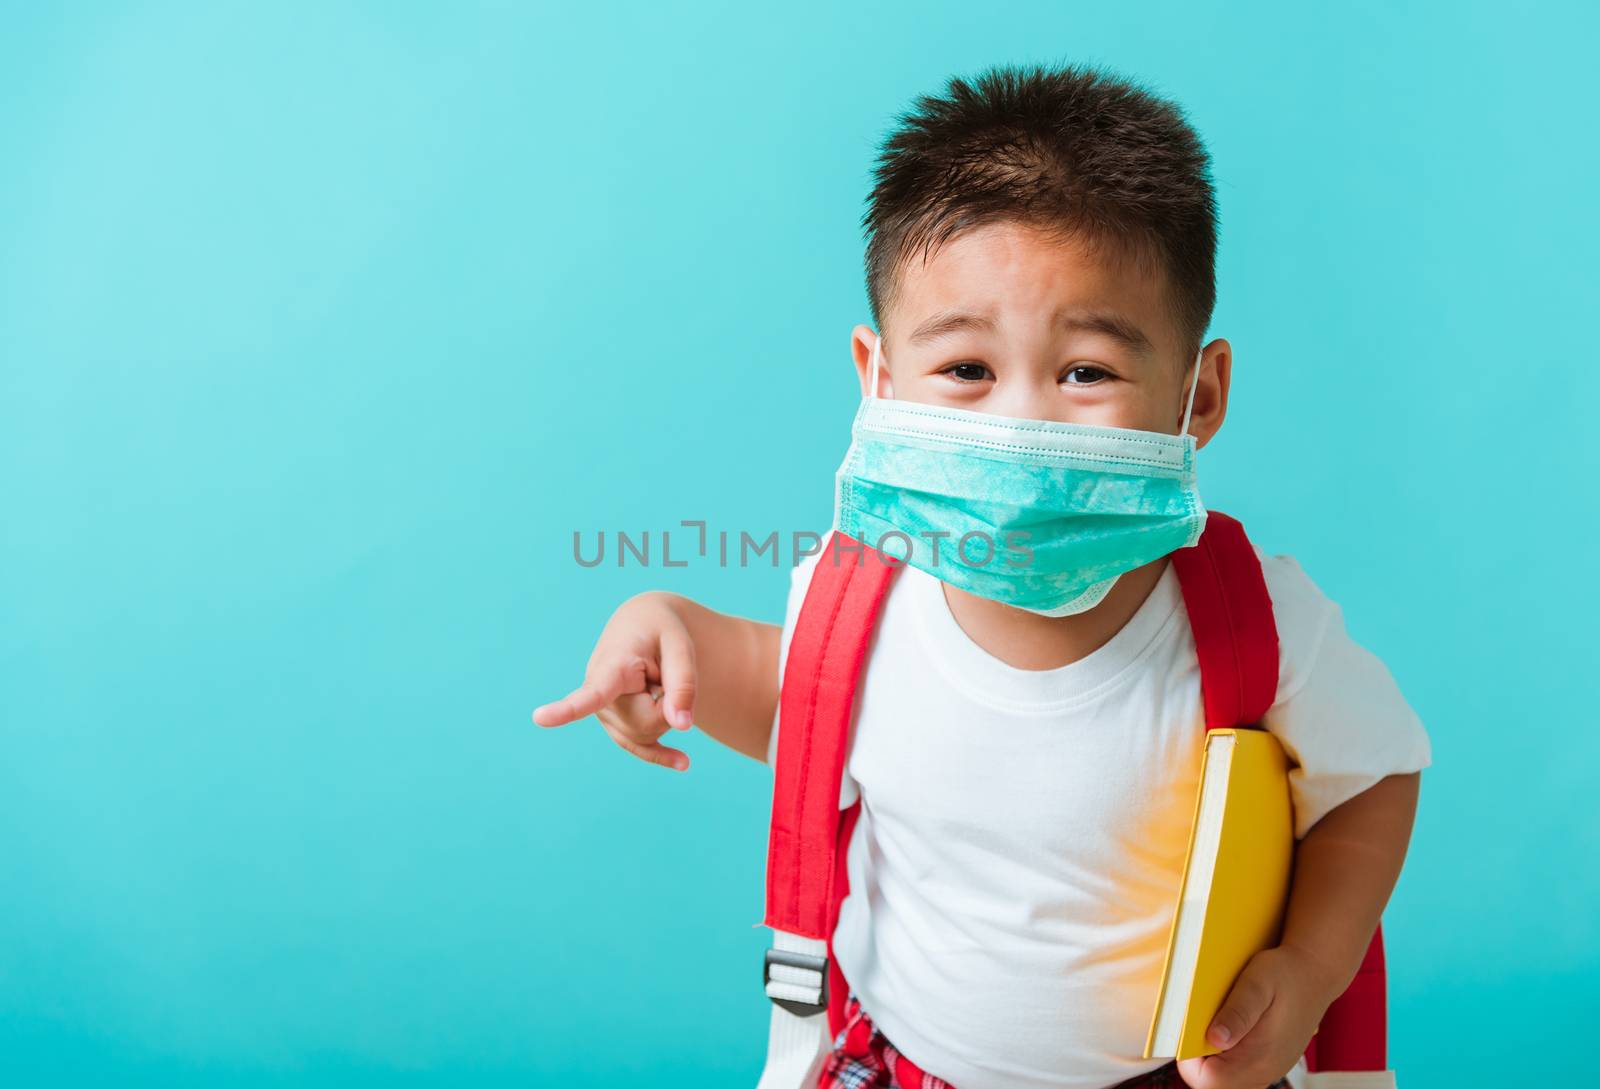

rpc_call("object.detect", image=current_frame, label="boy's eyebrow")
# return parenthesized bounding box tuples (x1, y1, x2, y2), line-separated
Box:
(906, 306, 1154, 354)
(1056, 308, 1154, 355)
(907, 309, 1000, 344)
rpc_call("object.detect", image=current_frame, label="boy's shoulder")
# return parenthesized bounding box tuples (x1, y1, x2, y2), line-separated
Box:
(1253, 546, 1340, 638)
(1248, 544, 1426, 770)
(778, 545, 823, 629)
(1248, 544, 1430, 834)
(1248, 545, 1351, 705)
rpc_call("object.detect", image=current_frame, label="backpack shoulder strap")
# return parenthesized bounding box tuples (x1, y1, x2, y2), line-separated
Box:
(758, 530, 900, 1089)
(1171, 511, 1392, 1082)
(1170, 510, 1280, 730)
(763, 530, 900, 939)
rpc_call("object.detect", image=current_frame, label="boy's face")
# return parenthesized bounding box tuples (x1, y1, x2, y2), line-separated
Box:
(853, 220, 1230, 447)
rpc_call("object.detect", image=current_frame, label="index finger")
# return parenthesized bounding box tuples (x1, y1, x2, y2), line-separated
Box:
(532, 671, 628, 727)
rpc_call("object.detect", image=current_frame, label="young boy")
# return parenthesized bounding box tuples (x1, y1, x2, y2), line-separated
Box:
(533, 63, 1430, 1089)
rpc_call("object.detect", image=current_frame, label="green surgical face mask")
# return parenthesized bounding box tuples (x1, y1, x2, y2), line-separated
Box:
(831, 333, 1207, 617)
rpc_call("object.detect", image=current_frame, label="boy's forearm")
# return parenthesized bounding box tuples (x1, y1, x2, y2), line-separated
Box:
(1279, 771, 1421, 1003)
(653, 592, 781, 763)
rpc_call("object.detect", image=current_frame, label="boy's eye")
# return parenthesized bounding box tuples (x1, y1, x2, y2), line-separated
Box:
(942, 362, 992, 383)
(1062, 365, 1110, 385)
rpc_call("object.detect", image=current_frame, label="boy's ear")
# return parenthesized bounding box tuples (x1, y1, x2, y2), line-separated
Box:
(851, 323, 893, 399)
(1188, 338, 1231, 451)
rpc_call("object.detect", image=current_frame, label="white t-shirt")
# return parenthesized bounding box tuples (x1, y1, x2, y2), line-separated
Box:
(764, 543, 1432, 1089)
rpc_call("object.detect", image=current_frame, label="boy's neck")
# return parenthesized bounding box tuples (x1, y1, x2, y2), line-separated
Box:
(939, 555, 1171, 671)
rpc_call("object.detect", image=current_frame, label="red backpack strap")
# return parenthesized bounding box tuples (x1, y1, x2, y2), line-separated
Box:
(761, 530, 901, 1058)
(1172, 512, 1390, 1079)
(824, 801, 863, 1042)
(1169, 510, 1280, 731)
(1307, 928, 1389, 1074)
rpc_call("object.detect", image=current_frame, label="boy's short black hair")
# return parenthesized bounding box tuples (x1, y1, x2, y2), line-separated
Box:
(864, 61, 1217, 357)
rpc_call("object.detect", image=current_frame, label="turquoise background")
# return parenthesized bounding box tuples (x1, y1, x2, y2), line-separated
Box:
(3, 1, 1594, 1085)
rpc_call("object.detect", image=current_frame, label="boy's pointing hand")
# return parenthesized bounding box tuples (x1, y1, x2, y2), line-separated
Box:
(532, 591, 698, 772)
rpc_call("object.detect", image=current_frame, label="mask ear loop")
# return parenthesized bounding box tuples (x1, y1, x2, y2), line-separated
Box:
(869, 333, 884, 400)
(1180, 348, 1202, 437)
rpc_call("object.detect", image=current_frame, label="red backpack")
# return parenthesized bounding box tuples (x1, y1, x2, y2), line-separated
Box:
(756, 513, 1395, 1089)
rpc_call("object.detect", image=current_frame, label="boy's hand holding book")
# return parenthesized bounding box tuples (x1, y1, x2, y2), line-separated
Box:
(1176, 942, 1346, 1089)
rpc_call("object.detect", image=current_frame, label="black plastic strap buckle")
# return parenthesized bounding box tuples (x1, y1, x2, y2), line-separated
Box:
(762, 947, 829, 1017)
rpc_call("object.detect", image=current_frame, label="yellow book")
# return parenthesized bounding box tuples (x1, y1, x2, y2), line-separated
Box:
(1144, 727, 1295, 1060)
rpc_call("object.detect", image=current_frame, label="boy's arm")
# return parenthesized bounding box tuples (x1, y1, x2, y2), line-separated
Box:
(1278, 769, 1421, 1001)
(1197, 766, 1425, 1070)
(1193, 770, 1422, 1083)
(653, 592, 782, 763)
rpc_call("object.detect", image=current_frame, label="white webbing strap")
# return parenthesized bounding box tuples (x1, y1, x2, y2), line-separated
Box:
(755, 929, 833, 1089)
(1284, 1055, 1398, 1089)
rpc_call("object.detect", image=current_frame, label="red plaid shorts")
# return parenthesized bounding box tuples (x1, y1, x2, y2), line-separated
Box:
(817, 991, 1291, 1089)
